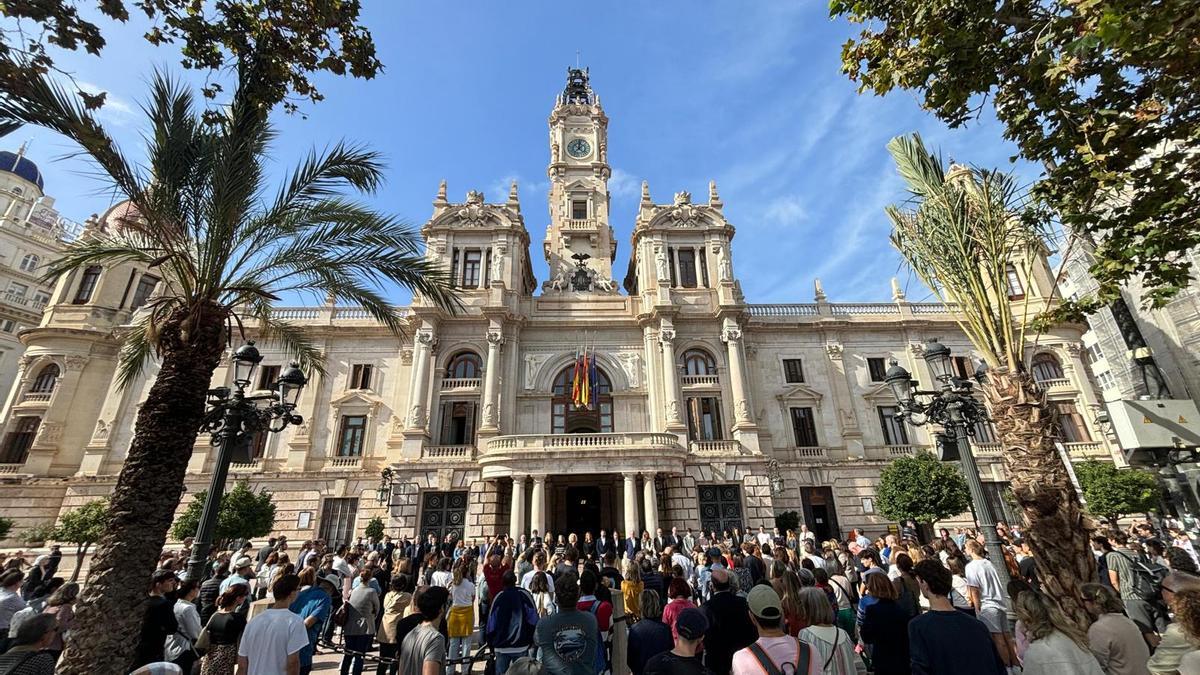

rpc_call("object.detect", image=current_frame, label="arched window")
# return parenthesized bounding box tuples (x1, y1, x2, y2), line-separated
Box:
(1031, 353, 1065, 383)
(30, 364, 60, 394)
(18, 254, 39, 273)
(73, 266, 101, 304)
(552, 365, 613, 433)
(682, 349, 717, 376)
(445, 351, 482, 379)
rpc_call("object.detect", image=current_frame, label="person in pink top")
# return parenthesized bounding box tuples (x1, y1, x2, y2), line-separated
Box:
(41, 582, 77, 657)
(661, 577, 695, 640)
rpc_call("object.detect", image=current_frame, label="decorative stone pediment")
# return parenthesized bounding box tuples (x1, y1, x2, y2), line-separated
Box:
(330, 389, 383, 414)
(862, 382, 898, 403)
(776, 383, 825, 403)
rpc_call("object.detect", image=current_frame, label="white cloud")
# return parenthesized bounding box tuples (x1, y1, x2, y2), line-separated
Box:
(489, 174, 548, 204)
(762, 194, 807, 226)
(608, 168, 640, 197)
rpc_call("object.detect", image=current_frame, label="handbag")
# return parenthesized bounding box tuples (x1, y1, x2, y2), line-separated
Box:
(332, 602, 349, 627)
(193, 614, 215, 656)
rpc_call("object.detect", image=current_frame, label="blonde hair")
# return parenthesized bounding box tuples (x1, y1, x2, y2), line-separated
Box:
(1015, 591, 1088, 648)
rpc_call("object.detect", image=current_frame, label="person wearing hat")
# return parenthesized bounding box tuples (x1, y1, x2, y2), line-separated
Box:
(220, 557, 256, 594)
(701, 568, 756, 674)
(288, 572, 338, 675)
(731, 585, 816, 675)
(133, 568, 181, 668)
(643, 606, 712, 675)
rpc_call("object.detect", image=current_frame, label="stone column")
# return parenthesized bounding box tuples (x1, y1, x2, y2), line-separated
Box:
(530, 474, 547, 536)
(642, 326, 661, 433)
(480, 328, 504, 434)
(642, 472, 659, 535)
(722, 321, 753, 427)
(406, 328, 436, 432)
(623, 472, 639, 539)
(510, 475, 526, 540)
(659, 324, 684, 430)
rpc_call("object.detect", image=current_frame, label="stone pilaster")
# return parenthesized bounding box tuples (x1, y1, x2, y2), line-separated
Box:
(622, 472, 639, 539)
(642, 471, 659, 535)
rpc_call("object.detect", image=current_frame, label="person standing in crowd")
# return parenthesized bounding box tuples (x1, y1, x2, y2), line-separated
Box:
(1013, 591, 1104, 675)
(165, 579, 202, 675)
(133, 568, 179, 668)
(199, 563, 231, 624)
(629, 590, 674, 675)
(0, 570, 27, 654)
(340, 567, 381, 675)
(1172, 586, 1200, 674)
(732, 585, 813, 675)
(909, 559, 1005, 675)
(860, 573, 911, 675)
(376, 575, 413, 675)
(964, 540, 1016, 669)
(485, 570, 539, 675)
(201, 585, 249, 675)
(530, 571, 556, 618)
(446, 557, 477, 674)
(661, 578, 693, 639)
(643, 606, 711, 675)
(290, 573, 337, 675)
(237, 574, 308, 675)
(1098, 532, 1165, 641)
(221, 557, 256, 595)
(535, 572, 599, 675)
(400, 586, 449, 675)
(40, 582, 76, 660)
(702, 567, 757, 674)
(796, 586, 864, 674)
(1148, 571, 1200, 674)
(0, 613, 57, 675)
(1078, 583, 1150, 675)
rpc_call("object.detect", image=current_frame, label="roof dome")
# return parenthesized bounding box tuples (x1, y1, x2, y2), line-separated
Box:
(0, 150, 44, 190)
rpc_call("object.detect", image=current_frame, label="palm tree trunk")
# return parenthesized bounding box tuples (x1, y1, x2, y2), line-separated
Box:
(987, 367, 1096, 630)
(58, 307, 226, 675)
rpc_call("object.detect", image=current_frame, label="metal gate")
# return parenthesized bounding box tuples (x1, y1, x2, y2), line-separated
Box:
(420, 491, 468, 542)
(698, 484, 743, 536)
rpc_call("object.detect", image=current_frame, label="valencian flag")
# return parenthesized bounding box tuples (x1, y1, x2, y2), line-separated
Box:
(571, 337, 596, 409)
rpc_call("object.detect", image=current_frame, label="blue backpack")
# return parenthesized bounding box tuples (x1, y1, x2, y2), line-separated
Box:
(585, 600, 608, 674)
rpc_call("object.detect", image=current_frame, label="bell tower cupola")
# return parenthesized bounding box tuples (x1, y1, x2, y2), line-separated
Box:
(543, 68, 618, 293)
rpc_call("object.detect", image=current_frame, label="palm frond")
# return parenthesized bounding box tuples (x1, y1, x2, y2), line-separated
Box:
(114, 312, 157, 389)
(245, 309, 327, 377)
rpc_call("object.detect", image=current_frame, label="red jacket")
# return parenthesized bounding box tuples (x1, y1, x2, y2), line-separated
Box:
(577, 597, 613, 632)
(483, 562, 509, 599)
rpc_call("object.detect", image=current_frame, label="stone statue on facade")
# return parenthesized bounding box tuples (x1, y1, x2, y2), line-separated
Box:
(715, 244, 733, 281)
(654, 246, 670, 282)
(491, 249, 504, 283)
(666, 400, 681, 423)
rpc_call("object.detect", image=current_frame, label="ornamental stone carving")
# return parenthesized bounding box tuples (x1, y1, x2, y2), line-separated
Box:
(416, 331, 435, 346)
(673, 191, 691, 205)
(490, 248, 505, 282)
(486, 330, 505, 347)
(64, 355, 89, 371)
(93, 419, 110, 440)
(456, 192, 492, 227)
(736, 400, 751, 421)
(825, 342, 844, 360)
(619, 352, 642, 388)
(34, 422, 62, 446)
(659, 328, 676, 343)
(524, 354, 548, 390)
(390, 414, 404, 435)
(654, 246, 670, 282)
(1065, 342, 1083, 358)
(482, 402, 496, 426)
(409, 404, 427, 429)
(668, 201, 700, 228)
(722, 327, 742, 343)
(715, 244, 732, 281)
(909, 342, 926, 357)
(400, 349, 413, 365)
(665, 400, 681, 424)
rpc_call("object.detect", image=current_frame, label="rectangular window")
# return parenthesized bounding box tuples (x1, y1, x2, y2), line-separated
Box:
(552, 402, 566, 434)
(973, 420, 997, 443)
(73, 266, 101, 304)
(790, 407, 819, 447)
(1097, 370, 1116, 390)
(698, 247, 710, 288)
(350, 364, 373, 390)
(868, 357, 888, 382)
(257, 365, 281, 391)
(7, 282, 27, 298)
(0, 416, 40, 464)
(1006, 265, 1025, 300)
(336, 415, 367, 456)
(571, 200, 588, 219)
(249, 428, 269, 459)
(438, 401, 477, 445)
(783, 359, 805, 383)
(462, 250, 482, 288)
(318, 497, 359, 549)
(878, 406, 910, 445)
(668, 248, 677, 287)
(1086, 343, 1104, 365)
(951, 356, 974, 380)
(129, 275, 159, 310)
(686, 396, 724, 442)
(1056, 403, 1092, 443)
(31, 291, 50, 308)
(450, 248, 460, 288)
(678, 248, 698, 288)
(484, 248, 492, 287)
(0, 320, 14, 333)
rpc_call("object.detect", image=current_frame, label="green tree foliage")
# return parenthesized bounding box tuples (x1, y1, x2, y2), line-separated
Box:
(172, 480, 276, 545)
(0, 0, 381, 114)
(876, 453, 971, 524)
(774, 511, 801, 534)
(364, 516, 385, 544)
(1075, 460, 1161, 522)
(831, 0, 1200, 312)
(0, 516, 11, 541)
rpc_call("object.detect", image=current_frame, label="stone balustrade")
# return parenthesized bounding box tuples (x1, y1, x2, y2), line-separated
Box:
(780, 446, 829, 460)
(325, 456, 363, 470)
(0, 463, 24, 474)
(974, 442, 1003, 456)
(1038, 378, 1073, 391)
(831, 303, 901, 316)
(441, 378, 482, 391)
(229, 459, 262, 472)
(486, 432, 682, 453)
(1065, 441, 1108, 458)
(689, 440, 742, 456)
(680, 374, 720, 387)
(20, 391, 52, 403)
(267, 307, 410, 324)
(747, 304, 820, 317)
(865, 444, 928, 459)
(478, 432, 687, 479)
(563, 218, 597, 231)
(422, 445, 475, 460)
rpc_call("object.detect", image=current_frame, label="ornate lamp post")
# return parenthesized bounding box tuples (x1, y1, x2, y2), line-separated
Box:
(884, 339, 1011, 588)
(376, 467, 396, 506)
(184, 342, 307, 581)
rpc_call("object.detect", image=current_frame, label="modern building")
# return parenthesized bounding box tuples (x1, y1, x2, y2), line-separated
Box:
(0, 146, 77, 423)
(0, 71, 1116, 546)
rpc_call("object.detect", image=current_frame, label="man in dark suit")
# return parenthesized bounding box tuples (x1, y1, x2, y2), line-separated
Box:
(595, 529, 613, 558)
(653, 527, 669, 554)
(702, 567, 758, 674)
(624, 532, 639, 560)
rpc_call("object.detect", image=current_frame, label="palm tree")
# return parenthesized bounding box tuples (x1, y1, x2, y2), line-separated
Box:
(885, 133, 1094, 628)
(0, 69, 458, 674)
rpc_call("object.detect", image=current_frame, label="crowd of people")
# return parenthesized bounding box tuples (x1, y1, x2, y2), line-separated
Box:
(2, 517, 1200, 674)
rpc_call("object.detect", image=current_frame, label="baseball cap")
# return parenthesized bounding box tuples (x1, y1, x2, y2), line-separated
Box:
(747, 584, 783, 620)
(675, 607, 709, 640)
(233, 556, 253, 570)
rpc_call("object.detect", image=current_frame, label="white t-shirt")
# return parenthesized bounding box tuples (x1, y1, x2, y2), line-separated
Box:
(450, 580, 475, 607)
(965, 558, 1007, 612)
(237, 608, 309, 675)
(520, 569, 556, 595)
(431, 570, 453, 588)
(951, 575, 973, 609)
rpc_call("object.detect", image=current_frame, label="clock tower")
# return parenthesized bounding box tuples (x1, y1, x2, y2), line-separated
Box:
(543, 68, 618, 293)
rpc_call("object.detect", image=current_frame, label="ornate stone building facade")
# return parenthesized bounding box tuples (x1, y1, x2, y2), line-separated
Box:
(0, 71, 1116, 546)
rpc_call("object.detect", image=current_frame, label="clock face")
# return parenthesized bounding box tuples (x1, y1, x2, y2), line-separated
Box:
(567, 138, 591, 158)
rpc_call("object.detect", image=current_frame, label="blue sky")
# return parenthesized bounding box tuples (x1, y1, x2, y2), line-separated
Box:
(13, 1, 1038, 304)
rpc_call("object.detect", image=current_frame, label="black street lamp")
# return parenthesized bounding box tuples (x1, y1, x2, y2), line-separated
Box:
(377, 467, 396, 506)
(884, 339, 1011, 589)
(184, 342, 307, 582)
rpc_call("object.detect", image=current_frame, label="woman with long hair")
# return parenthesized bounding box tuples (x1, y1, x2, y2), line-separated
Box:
(859, 573, 910, 675)
(825, 557, 857, 640)
(376, 574, 414, 675)
(41, 582, 79, 658)
(1078, 583, 1149, 675)
(446, 557, 475, 674)
(797, 586, 865, 674)
(660, 577, 694, 639)
(341, 566, 381, 675)
(529, 570, 555, 617)
(891, 553, 921, 617)
(200, 584, 249, 675)
(622, 560, 644, 620)
(1015, 591, 1103, 675)
(773, 568, 807, 637)
(945, 557, 975, 616)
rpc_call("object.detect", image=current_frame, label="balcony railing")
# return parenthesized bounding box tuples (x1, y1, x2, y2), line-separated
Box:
(441, 378, 482, 391)
(19, 391, 52, 403)
(866, 444, 927, 458)
(781, 446, 829, 460)
(689, 440, 742, 456)
(422, 445, 475, 460)
(229, 459, 262, 472)
(680, 374, 719, 387)
(1037, 378, 1073, 391)
(563, 218, 598, 231)
(0, 463, 24, 474)
(747, 304, 819, 317)
(831, 303, 901, 316)
(974, 442, 1003, 456)
(325, 456, 363, 470)
(1065, 441, 1107, 458)
(485, 432, 683, 454)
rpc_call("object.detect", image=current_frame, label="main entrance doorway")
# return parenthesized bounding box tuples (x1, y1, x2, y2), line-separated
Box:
(565, 486, 602, 536)
(800, 486, 840, 541)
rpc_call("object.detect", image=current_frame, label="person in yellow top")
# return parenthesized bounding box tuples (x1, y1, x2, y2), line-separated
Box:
(623, 560, 644, 620)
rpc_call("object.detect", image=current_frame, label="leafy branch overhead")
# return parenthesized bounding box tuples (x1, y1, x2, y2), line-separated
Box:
(831, 0, 1200, 313)
(0, 0, 382, 114)
(876, 453, 971, 524)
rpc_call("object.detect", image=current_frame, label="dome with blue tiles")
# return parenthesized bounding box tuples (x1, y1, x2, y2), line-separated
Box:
(0, 149, 44, 190)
